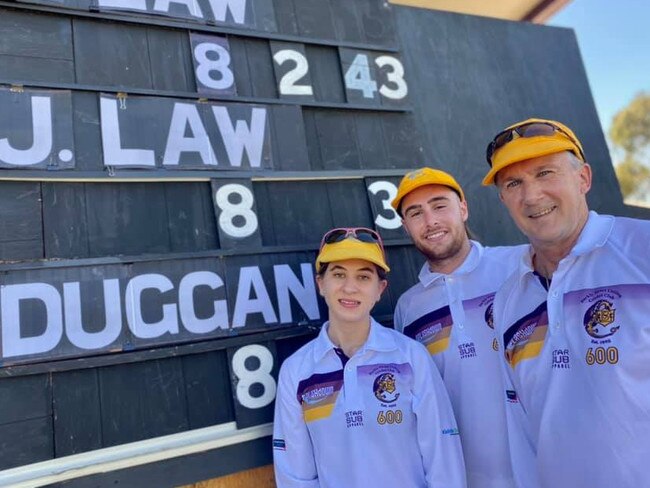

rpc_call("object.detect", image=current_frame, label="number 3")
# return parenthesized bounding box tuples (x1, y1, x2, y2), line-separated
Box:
(376, 55, 408, 99)
(367, 181, 401, 230)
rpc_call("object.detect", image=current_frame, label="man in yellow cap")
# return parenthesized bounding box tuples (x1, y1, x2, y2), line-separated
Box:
(391, 167, 526, 488)
(484, 118, 650, 488)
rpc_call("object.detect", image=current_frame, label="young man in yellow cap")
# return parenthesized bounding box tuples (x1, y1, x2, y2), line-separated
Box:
(391, 168, 526, 488)
(273, 227, 466, 488)
(484, 118, 650, 488)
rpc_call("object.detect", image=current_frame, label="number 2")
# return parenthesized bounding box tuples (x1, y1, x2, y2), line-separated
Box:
(273, 49, 314, 96)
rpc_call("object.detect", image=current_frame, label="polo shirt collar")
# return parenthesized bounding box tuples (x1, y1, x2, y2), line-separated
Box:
(418, 240, 484, 287)
(312, 317, 397, 363)
(515, 211, 613, 277)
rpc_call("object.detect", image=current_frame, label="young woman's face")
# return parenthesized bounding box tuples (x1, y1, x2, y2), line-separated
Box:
(316, 259, 387, 325)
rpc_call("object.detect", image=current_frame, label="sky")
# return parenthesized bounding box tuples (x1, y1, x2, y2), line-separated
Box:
(548, 0, 650, 151)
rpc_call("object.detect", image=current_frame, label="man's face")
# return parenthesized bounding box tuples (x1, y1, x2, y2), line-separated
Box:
(401, 185, 469, 270)
(496, 151, 592, 251)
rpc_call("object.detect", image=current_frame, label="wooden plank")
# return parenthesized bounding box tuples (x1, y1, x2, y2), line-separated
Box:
(355, 112, 389, 168)
(73, 18, 153, 88)
(0, 9, 73, 60)
(257, 180, 332, 246)
(52, 369, 102, 456)
(359, 0, 397, 46)
(229, 36, 254, 97)
(98, 358, 189, 447)
(42, 183, 90, 259)
(71, 91, 103, 172)
(301, 108, 322, 170)
(182, 351, 234, 429)
(305, 45, 345, 103)
(0, 374, 51, 424)
(326, 179, 374, 228)
(293, 0, 336, 40)
(313, 110, 361, 170)
(0, 182, 43, 261)
(267, 105, 309, 171)
(0, 54, 74, 84)
(331, 0, 363, 43)
(381, 113, 425, 168)
(84, 183, 171, 257)
(251, 0, 278, 33)
(272, 0, 298, 36)
(147, 27, 195, 93)
(164, 182, 218, 253)
(245, 38, 278, 99)
(0, 417, 54, 470)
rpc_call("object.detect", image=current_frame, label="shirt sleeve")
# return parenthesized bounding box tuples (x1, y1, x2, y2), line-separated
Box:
(393, 299, 405, 332)
(411, 345, 467, 488)
(273, 362, 320, 488)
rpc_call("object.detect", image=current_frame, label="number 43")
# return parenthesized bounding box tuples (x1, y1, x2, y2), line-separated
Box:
(345, 53, 408, 100)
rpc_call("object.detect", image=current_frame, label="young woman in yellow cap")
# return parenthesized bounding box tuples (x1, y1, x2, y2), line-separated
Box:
(273, 227, 466, 488)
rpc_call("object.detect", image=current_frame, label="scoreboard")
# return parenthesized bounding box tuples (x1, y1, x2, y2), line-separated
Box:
(0, 0, 626, 486)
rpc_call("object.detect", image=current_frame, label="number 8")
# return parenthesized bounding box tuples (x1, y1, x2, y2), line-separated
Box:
(232, 344, 276, 409)
(215, 183, 258, 238)
(194, 42, 234, 90)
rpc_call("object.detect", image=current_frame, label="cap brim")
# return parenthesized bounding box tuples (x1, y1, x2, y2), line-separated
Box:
(483, 137, 578, 186)
(316, 239, 390, 273)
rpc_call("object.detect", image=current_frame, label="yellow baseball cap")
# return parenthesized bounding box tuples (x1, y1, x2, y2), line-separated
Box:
(483, 118, 586, 186)
(391, 167, 465, 216)
(316, 238, 390, 273)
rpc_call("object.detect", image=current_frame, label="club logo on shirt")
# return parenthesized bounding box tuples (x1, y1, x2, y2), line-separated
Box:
(484, 302, 495, 329)
(584, 299, 619, 340)
(373, 373, 400, 403)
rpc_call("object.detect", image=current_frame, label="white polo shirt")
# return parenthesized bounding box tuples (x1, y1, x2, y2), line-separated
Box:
(494, 211, 650, 488)
(394, 241, 526, 488)
(273, 318, 466, 488)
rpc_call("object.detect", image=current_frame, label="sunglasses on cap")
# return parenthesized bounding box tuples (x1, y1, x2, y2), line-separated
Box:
(319, 227, 385, 254)
(485, 121, 586, 167)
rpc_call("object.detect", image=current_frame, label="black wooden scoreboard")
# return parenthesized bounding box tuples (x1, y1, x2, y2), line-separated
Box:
(0, 0, 637, 486)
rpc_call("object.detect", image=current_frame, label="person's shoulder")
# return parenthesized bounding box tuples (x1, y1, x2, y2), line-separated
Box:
(381, 324, 431, 358)
(476, 242, 529, 278)
(280, 335, 318, 374)
(482, 243, 529, 262)
(611, 214, 650, 237)
(395, 279, 427, 307)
